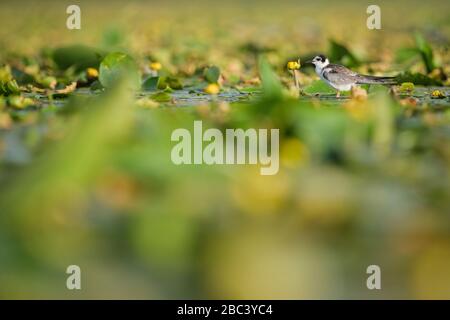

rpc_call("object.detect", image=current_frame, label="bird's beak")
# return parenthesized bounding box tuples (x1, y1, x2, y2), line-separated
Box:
(305, 60, 312, 64)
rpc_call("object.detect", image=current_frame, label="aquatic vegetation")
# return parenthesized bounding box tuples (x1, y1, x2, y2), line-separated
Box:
(0, 0, 449, 300)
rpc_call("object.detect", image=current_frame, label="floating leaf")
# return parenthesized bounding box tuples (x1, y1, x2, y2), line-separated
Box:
(150, 91, 172, 102)
(155, 76, 183, 90)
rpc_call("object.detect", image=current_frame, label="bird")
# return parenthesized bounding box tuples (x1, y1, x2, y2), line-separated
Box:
(306, 55, 397, 97)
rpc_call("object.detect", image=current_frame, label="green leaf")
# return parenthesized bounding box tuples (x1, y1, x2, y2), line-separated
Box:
(328, 40, 360, 67)
(303, 80, 336, 94)
(414, 33, 436, 73)
(166, 77, 183, 90)
(258, 56, 283, 98)
(204, 66, 221, 83)
(155, 76, 183, 90)
(99, 52, 141, 90)
(142, 76, 160, 91)
(0, 76, 134, 226)
(150, 91, 172, 102)
(395, 47, 420, 64)
(5, 80, 20, 95)
(52, 45, 105, 72)
(395, 71, 441, 86)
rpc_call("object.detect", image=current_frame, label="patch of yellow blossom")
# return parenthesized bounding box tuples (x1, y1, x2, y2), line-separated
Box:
(149, 62, 162, 71)
(430, 89, 445, 99)
(286, 60, 301, 70)
(204, 83, 220, 95)
(86, 67, 99, 79)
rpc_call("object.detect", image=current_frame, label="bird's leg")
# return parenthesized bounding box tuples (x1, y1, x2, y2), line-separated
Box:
(336, 91, 341, 98)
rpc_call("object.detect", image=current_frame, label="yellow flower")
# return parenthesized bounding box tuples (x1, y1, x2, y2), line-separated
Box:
(287, 61, 301, 70)
(431, 89, 445, 99)
(149, 62, 162, 71)
(204, 83, 220, 95)
(86, 67, 99, 79)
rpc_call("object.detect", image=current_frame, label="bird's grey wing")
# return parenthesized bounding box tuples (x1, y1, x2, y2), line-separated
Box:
(322, 64, 358, 85)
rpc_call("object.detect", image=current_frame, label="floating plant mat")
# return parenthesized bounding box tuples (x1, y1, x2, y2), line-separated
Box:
(20, 86, 450, 109)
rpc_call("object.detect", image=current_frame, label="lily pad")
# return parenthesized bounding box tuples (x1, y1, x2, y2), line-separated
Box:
(150, 91, 172, 102)
(157, 76, 183, 90)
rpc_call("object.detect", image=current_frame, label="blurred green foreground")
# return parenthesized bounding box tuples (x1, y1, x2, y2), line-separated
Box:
(0, 0, 450, 299)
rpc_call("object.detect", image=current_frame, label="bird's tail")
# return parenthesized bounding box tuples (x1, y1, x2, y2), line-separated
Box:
(356, 75, 397, 85)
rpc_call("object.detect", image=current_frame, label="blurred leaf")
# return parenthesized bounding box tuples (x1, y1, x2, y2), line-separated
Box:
(258, 56, 283, 98)
(395, 47, 420, 64)
(0, 76, 134, 223)
(150, 91, 172, 102)
(0, 65, 20, 96)
(0, 79, 20, 96)
(328, 40, 360, 67)
(204, 66, 221, 83)
(0, 65, 13, 83)
(414, 33, 436, 73)
(99, 52, 141, 90)
(303, 80, 336, 94)
(157, 76, 183, 90)
(371, 86, 395, 158)
(131, 211, 197, 271)
(52, 45, 105, 72)
(101, 27, 127, 50)
(395, 71, 442, 86)
(142, 76, 160, 91)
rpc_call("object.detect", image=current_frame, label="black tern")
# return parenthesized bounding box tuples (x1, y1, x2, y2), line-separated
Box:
(307, 55, 397, 97)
